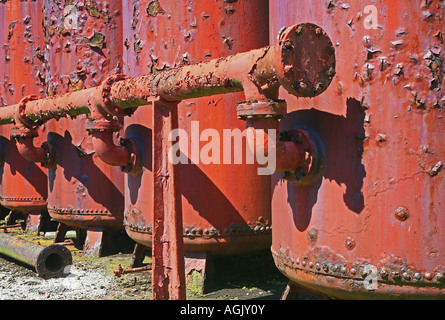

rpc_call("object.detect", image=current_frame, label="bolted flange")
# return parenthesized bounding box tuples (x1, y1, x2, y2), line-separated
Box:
(119, 137, 142, 176)
(280, 126, 324, 185)
(236, 99, 287, 120)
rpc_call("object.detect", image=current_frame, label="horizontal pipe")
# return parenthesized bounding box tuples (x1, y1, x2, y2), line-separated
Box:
(109, 49, 265, 107)
(0, 232, 72, 279)
(0, 23, 335, 127)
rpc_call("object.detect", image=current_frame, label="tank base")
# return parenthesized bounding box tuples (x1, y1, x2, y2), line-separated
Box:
(130, 243, 215, 295)
(25, 211, 50, 234)
(54, 224, 112, 257)
(184, 251, 214, 295)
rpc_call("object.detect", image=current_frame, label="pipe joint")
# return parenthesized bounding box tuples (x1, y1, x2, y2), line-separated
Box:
(11, 126, 55, 168)
(279, 128, 324, 185)
(17, 95, 40, 128)
(236, 99, 287, 120)
(87, 118, 141, 175)
(118, 137, 142, 176)
(99, 74, 134, 118)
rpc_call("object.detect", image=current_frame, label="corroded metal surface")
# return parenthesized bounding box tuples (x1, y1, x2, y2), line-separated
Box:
(41, 0, 125, 239)
(0, 0, 48, 215)
(270, 0, 445, 299)
(118, 1, 334, 261)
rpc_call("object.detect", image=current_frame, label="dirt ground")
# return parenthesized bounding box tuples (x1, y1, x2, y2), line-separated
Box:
(0, 218, 315, 301)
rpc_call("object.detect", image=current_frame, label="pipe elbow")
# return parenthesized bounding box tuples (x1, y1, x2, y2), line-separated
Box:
(11, 126, 53, 166)
(15, 137, 47, 163)
(91, 130, 131, 167)
(245, 117, 306, 173)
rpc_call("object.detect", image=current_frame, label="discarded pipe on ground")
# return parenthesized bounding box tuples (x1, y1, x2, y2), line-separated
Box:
(0, 232, 72, 279)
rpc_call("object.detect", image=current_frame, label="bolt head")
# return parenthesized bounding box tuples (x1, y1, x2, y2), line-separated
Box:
(380, 268, 389, 278)
(394, 206, 409, 221)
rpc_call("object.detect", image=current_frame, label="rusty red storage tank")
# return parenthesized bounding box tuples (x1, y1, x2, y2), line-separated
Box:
(269, 0, 445, 299)
(121, 0, 271, 275)
(41, 1, 125, 255)
(0, 0, 49, 232)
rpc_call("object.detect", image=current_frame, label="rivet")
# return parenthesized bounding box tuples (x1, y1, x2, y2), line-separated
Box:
(341, 266, 349, 275)
(413, 272, 422, 281)
(296, 258, 300, 265)
(350, 268, 357, 275)
(394, 206, 409, 221)
(307, 229, 317, 242)
(424, 272, 433, 280)
(302, 260, 307, 266)
(308, 261, 314, 268)
(402, 272, 411, 280)
(436, 272, 444, 282)
(345, 237, 356, 250)
(315, 263, 321, 270)
(380, 268, 389, 278)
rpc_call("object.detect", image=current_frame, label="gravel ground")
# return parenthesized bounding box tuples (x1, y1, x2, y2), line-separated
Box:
(0, 262, 112, 300)
(0, 225, 299, 301)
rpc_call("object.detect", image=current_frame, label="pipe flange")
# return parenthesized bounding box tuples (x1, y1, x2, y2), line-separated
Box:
(236, 99, 287, 120)
(120, 138, 142, 176)
(40, 141, 55, 169)
(281, 126, 324, 185)
(85, 117, 122, 132)
(10, 126, 38, 139)
(101, 74, 133, 117)
(274, 23, 336, 98)
(17, 95, 40, 128)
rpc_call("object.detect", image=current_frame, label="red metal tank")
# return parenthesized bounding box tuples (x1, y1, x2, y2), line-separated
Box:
(269, 0, 445, 299)
(0, 0, 49, 232)
(121, 0, 271, 288)
(42, 0, 125, 256)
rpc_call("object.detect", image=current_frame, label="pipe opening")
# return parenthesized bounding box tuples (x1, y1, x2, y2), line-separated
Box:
(36, 244, 72, 278)
(45, 252, 65, 273)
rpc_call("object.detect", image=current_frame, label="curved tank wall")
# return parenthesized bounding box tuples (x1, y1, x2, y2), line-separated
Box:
(270, 0, 445, 299)
(121, 0, 272, 257)
(0, 0, 48, 231)
(42, 0, 125, 233)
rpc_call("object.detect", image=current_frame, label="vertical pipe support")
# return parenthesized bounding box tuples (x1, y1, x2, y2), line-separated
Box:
(152, 98, 186, 300)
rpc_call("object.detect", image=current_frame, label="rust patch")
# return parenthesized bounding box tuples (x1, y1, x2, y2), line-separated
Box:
(147, 1, 165, 17)
(86, 31, 106, 49)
